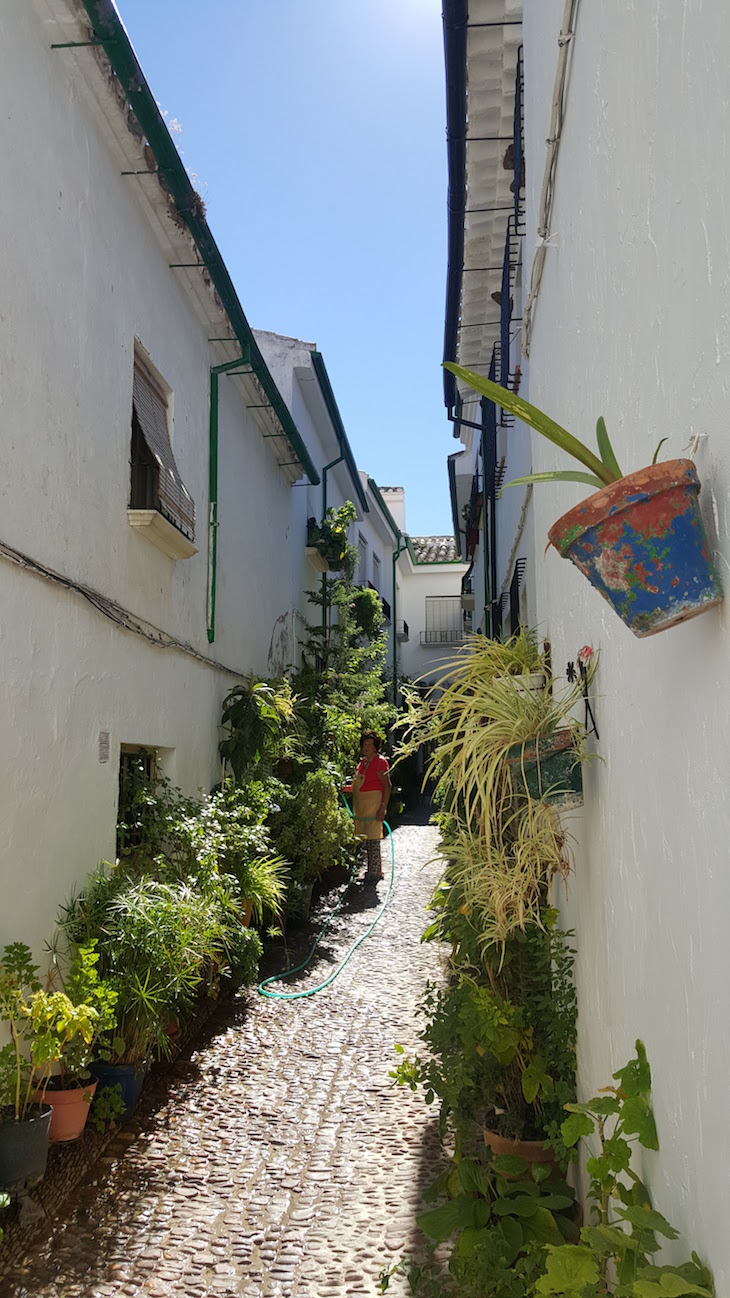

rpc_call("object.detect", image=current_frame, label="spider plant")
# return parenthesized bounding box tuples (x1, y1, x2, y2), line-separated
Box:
(443, 363, 669, 493)
(441, 801, 571, 950)
(395, 634, 591, 832)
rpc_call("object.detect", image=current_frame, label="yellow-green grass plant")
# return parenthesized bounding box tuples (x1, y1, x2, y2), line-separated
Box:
(440, 799, 571, 952)
(395, 634, 593, 834)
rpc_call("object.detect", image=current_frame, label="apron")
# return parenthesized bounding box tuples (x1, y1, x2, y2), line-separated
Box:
(353, 787, 383, 841)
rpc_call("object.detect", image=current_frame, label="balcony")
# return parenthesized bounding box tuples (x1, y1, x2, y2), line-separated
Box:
(396, 619, 409, 642)
(420, 629, 466, 645)
(381, 596, 392, 624)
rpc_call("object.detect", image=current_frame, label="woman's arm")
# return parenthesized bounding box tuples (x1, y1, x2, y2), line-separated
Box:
(377, 769, 392, 820)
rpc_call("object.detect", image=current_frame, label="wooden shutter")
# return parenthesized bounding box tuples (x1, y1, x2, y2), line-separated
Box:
(132, 363, 195, 540)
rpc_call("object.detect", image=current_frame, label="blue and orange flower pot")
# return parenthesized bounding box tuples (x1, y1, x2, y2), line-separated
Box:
(549, 460, 722, 637)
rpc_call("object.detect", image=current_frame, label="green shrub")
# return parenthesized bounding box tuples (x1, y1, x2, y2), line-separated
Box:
(267, 771, 355, 884)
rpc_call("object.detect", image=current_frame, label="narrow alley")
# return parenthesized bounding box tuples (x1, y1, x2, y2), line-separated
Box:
(0, 821, 444, 1298)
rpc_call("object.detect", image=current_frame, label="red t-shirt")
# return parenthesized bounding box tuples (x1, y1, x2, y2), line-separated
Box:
(356, 753, 390, 792)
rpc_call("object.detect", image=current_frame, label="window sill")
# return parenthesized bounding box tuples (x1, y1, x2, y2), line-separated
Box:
(127, 509, 197, 560)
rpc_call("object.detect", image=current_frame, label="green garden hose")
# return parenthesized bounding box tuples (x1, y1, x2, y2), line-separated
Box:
(257, 800, 396, 1001)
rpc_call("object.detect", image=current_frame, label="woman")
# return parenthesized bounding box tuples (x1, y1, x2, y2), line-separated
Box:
(353, 730, 391, 883)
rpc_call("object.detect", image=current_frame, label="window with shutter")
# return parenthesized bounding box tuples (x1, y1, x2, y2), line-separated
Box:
(131, 359, 195, 541)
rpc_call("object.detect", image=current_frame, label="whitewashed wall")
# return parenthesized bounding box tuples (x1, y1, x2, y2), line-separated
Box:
(524, 0, 730, 1282)
(398, 558, 471, 687)
(0, 5, 300, 956)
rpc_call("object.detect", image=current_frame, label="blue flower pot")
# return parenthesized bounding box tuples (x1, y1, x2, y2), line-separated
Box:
(549, 460, 722, 637)
(88, 1061, 148, 1116)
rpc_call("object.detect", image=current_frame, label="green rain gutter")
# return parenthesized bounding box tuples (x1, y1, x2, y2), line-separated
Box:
(367, 479, 403, 705)
(208, 352, 251, 643)
(79, 0, 319, 490)
(311, 352, 368, 513)
(448, 452, 466, 558)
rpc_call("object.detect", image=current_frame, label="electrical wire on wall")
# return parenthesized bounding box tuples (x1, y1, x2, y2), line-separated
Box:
(0, 535, 247, 680)
(523, 0, 581, 356)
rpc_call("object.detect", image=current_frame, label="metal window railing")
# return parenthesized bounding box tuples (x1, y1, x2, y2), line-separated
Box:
(420, 629, 466, 645)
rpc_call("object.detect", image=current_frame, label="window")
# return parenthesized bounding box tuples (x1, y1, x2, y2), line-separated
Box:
(422, 596, 464, 644)
(358, 534, 368, 584)
(130, 354, 195, 541)
(116, 746, 156, 859)
(372, 553, 381, 592)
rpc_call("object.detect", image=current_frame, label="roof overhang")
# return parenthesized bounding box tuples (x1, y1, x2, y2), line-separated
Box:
(443, 0, 522, 424)
(42, 0, 319, 486)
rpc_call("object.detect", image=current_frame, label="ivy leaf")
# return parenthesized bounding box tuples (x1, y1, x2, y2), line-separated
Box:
(522, 1205, 566, 1247)
(533, 1245, 600, 1294)
(491, 1154, 529, 1178)
(416, 1196, 480, 1242)
(620, 1096, 659, 1150)
(561, 1111, 594, 1147)
(498, 1215, 524, 1264)
(493, 1195, 538, 1218)
(457, 1159, 493, 1199)
(614, 1040, 652, 1098)
(616, 1205, 680, 1239)
(632, 1276, 713, 1297)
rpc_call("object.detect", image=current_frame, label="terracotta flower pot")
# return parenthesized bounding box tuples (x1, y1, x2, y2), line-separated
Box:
(506, 728, 583, 809)
(548, 459, 722, 637)
(483, 1125, 560, 1178)
(34, 1081, 98, 1143)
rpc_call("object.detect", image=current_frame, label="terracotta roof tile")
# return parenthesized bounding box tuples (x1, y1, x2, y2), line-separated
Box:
(410, 535, 459, 563)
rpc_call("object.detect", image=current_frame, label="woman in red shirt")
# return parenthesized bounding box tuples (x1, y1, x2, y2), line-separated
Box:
(353, 730, 391, 883)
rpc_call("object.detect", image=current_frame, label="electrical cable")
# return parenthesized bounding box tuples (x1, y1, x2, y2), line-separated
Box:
(257, 800, 396, 1002)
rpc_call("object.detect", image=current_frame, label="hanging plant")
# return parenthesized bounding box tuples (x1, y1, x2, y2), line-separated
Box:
(444, 363, 722, 637)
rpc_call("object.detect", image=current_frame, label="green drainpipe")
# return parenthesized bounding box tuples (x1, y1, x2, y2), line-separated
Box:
(321, 453, 345, 638)
(392, 535, 404, 704)
(480, 421, 491, 637)
(208, 352, 251, 643)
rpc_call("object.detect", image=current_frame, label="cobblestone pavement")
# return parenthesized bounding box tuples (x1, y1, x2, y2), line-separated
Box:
(1, 819, 446, 1298)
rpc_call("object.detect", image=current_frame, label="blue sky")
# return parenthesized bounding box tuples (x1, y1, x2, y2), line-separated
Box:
(116, 0, 452, 536)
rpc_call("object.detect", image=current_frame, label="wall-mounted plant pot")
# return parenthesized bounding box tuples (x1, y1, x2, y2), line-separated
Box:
(0, 1105, 52, 1192)
(33, 1081, 98, 1143)
(507, 728, 583, 809)
(549, 459, 722, 637)
(88, 1061, 148, 1117)
(304, 546, 329, 574)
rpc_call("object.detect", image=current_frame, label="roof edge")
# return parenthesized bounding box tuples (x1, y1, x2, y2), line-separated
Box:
(442, 0, 468, 409)
(310, 352, 368, 512)
(367, 478, 401, 542)
(79, 0, 320, 486)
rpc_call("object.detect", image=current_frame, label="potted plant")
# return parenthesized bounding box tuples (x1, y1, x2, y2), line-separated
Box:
(444, 363, 722, 637)
(34, 941, 119, 1142)
(0, 943, 84, 1187)
(305, 502, 359, 580)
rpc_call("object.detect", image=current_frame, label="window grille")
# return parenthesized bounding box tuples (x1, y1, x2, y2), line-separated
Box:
(372, 553, 381, 592)
(131, 359, 195, 540)
(509, 559, 527, 636)
(116, 746, 155, 859)
(423, 596, 464, 644)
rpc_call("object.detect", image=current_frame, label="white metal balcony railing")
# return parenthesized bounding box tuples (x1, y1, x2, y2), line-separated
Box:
(420, 628, 467, 645)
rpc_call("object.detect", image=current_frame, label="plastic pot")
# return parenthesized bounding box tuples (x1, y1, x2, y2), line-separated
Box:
(549, 459, 722, 637)
(33, 1081, 97, 1143)
(506, 728, 583, 809)
(0, 1104, 52, 1192)
(88, 1061, 148, 1116)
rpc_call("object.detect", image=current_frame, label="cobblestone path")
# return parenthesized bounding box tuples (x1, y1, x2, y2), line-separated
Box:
(1, 820, 445, 1298)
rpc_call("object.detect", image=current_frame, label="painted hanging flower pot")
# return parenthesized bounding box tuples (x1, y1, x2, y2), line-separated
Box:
(444, 364, 722, 637)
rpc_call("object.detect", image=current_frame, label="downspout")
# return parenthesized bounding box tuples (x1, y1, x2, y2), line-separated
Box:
(208, 352, 251, 643)
(392, 536, 404, 704)
(321, 452, 345, 639)
(480, 401, 491, 637)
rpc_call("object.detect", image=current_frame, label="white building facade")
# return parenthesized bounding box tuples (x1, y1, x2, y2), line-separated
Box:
(444, 0, 730, 1284)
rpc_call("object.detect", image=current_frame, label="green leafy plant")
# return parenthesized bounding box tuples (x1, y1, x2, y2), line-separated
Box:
(44, 941, 119, 1087)
(266, 771, 355, 885)
(86, 1081, 125, 1134)
(443, 364, 668, 494)
(390, 917, 577, 1158)
(0, 943, 105, 1120)
(536, 1042, 714, 1297)
(220, 675, 300, 781)
(307, 501, 359, 580)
